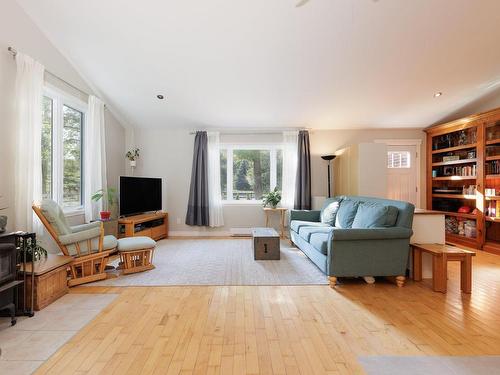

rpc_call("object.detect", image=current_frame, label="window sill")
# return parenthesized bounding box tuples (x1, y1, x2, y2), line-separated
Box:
(222, 200, 264, 206)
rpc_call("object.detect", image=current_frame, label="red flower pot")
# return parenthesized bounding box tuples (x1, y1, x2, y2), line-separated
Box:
(100, 211, 111, 221)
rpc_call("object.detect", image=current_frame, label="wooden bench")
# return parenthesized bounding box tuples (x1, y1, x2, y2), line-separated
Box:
(411, 243, 476, 293)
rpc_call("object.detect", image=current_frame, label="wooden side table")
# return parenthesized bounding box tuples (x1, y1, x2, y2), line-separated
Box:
(263, 207, 287, 239)
(19, 254, 73, 310)
(411, 243, 476, 293)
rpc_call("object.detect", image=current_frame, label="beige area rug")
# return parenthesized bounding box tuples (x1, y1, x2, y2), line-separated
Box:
(89, 238, 328, 286)
(0, 293, 118, 375)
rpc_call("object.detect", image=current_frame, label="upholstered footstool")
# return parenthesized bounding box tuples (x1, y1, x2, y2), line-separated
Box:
(117, 236, 156, 274)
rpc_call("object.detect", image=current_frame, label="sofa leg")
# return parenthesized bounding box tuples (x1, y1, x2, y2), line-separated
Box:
(328, 276, 337, 288)
(396, 276, 406, 287)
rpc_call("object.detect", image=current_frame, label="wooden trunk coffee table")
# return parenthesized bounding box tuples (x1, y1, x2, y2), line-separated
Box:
(252, 228, 280, 260)
(411, 243, 476, 293)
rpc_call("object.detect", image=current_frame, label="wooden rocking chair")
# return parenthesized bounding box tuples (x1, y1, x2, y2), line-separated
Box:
(33, 200, 117, 287)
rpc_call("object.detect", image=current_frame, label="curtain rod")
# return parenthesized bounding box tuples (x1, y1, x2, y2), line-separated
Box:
(8, 46, 90, 99)
(189, 129, 309, 135)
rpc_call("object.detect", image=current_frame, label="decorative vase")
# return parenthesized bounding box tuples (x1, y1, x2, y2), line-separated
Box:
(100, 211, 111, 221)
(129, 160, 136, 167)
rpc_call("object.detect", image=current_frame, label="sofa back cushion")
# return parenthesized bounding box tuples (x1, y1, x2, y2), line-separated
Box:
(337, 195, 415, 228)
(40, 199, 71, 235)
(320, 198, 342, 226)
(335, 199, 359, 228)
(351, 202, 390, 228)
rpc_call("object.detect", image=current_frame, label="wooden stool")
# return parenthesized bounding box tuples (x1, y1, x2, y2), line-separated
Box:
(411, 243, 476, 293)
(117, 237, 156, 275)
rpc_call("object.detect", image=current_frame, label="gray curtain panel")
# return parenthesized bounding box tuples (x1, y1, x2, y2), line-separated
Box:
(186, 131, 210, 226)
(294, 130, 312, 210)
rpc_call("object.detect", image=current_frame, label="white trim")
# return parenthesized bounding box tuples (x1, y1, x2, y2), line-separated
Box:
(375, 138, 422, 208)
(374, 139, 422, 146)
(169, 230, 231, 237)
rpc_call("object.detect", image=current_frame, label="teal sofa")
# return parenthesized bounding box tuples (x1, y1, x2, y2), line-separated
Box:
(289, 196, 415, 288)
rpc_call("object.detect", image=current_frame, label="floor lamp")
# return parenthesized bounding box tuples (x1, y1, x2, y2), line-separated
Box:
(321, 155, 336, 198)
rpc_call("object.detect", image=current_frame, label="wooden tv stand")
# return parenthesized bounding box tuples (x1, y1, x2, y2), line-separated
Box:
(118, 212, 168, 240)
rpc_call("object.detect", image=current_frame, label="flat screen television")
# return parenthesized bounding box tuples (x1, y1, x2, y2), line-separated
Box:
(120, 176, 162, 216)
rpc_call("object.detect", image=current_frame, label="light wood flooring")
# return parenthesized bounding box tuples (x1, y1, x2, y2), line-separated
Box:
(34, 250, 500, 375)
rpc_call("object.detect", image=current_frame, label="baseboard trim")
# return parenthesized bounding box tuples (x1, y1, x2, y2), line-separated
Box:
(169, 230, 232, 237)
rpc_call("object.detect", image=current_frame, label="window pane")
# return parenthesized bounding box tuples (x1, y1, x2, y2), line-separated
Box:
(220, 149, 227, 200)
(387, 151, 410, 168)
(41, 96, 53, 200)
(63, 105, 83, 207)
(233, 150, 270, 200)
(276, 149, 283, 191)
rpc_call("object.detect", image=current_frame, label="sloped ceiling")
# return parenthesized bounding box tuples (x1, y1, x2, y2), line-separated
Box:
(16, 0, 500, 129)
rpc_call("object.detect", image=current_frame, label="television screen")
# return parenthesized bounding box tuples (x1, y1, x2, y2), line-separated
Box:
(120, 176, 162, 216)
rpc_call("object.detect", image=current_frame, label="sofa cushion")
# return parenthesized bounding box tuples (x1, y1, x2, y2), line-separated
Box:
(335, 199, 359, 229)
(352, 202, 393, 229)
(309, 232, 330, 255)
(385, 206, 399, 227)
(290, 220, 330, 233)
(320, 198, 342, 226)
(298, 226, 334, 242)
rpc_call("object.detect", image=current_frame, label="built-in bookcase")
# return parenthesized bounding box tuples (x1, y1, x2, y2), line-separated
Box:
(426, 107, 500, 254)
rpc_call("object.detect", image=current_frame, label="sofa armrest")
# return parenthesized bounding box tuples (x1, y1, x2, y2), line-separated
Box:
(290, 210, 321, 222)
(330, 227, 412, 241)
(59, 227, 101, 245)
(71, 221, 101, 233)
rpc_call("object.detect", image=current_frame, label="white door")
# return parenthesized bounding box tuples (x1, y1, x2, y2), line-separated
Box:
(386, 145, 418, 205)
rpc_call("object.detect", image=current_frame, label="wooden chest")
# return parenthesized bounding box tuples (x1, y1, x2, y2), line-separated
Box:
(252, 228, 280, 260)
(20, 254, 73, 310)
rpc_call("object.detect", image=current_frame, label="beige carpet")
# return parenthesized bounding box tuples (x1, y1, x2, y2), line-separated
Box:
(89, 238, 328, 286)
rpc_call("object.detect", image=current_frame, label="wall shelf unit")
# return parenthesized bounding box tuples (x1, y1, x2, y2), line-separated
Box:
(425, 106, 500, 254)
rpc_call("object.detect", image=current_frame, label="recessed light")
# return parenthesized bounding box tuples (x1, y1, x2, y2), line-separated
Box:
(156, 94, 165, 100)
(434, 92, 443, 98)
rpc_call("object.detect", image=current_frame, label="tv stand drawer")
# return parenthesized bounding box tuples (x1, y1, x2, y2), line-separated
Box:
(135, 228, 152, 238)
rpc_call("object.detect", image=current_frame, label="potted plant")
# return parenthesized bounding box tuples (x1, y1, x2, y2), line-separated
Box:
(91, 187, 117, 221)
(262, 187, 281, 208)
(18, 241, 48, 263)
(126, 148, 140, 167)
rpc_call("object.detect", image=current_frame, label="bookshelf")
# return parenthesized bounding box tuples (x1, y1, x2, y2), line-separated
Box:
(425, 107, 500, 254)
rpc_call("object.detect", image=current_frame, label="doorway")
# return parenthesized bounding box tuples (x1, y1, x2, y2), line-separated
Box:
(386, 145, 418, 206)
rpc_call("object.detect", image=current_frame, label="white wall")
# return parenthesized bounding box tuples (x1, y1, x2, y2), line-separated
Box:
(0, 0, 126, 237)
(134, 127, 427, 235)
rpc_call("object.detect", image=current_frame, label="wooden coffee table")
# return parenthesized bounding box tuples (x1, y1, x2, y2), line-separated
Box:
(411, 243, 476, 293)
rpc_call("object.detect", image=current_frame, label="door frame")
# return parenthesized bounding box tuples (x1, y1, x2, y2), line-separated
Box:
(374, 139, 422, 208)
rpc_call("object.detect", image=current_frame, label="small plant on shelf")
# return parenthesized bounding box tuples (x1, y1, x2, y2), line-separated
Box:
(18, 241, 48, 263)
(126, 148, 140, 167)
(91, 187, 117, 220)
(262, 187, 281, 208)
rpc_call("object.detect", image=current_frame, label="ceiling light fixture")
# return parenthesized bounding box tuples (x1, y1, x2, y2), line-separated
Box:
(157, 94, 164, 100)
(434, 92, 443, 98)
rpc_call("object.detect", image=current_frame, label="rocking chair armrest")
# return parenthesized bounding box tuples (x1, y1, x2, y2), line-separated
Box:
(71, 221, 101, 233)
(59, 227, 101, 246)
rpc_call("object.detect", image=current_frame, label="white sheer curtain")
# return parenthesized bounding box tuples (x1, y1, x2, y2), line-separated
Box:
(207, 131, 224, 227)
(14, 53, 45, 234)
(281, 131, 299, 209)
(84, 95, 108, 222)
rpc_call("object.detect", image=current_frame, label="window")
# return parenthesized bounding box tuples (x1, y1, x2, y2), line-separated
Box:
(220, 145, 283, 202)
(387, 151, 410, 169)
(41, 88, 86, 211)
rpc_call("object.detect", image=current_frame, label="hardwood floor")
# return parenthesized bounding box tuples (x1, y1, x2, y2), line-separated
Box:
(34, 250, 500, 375)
